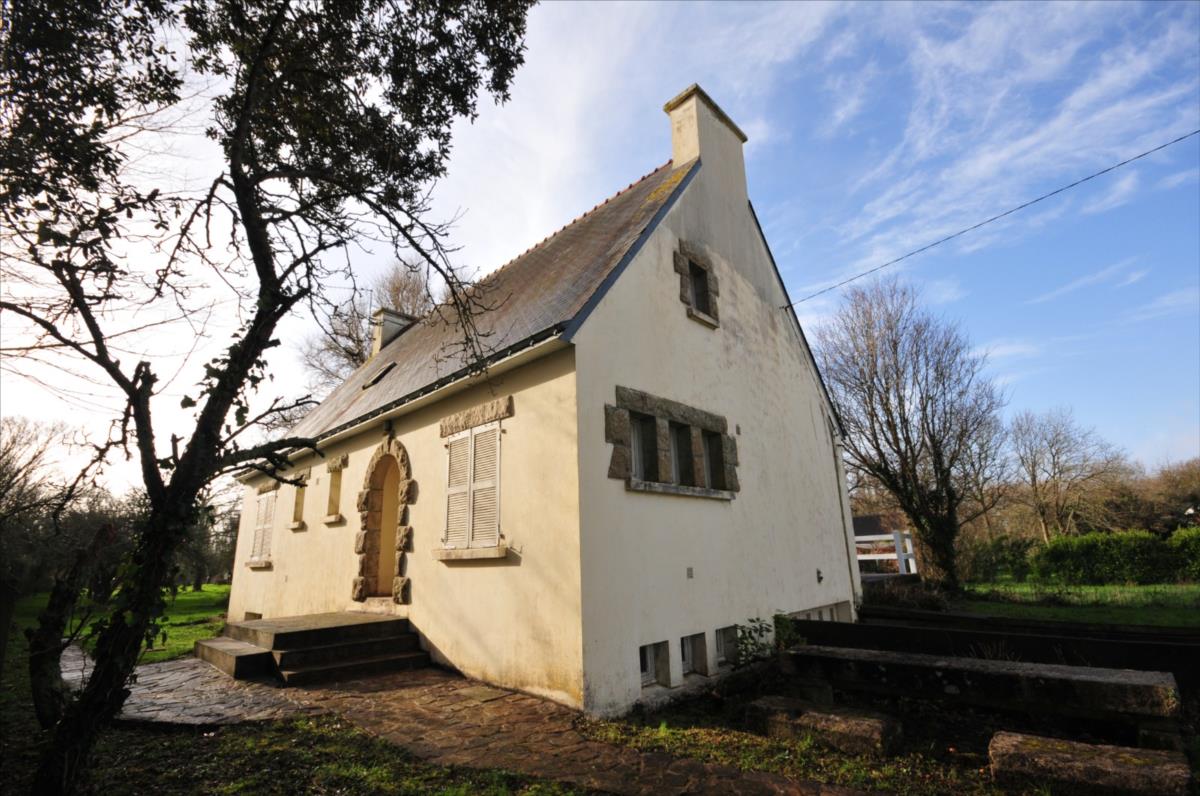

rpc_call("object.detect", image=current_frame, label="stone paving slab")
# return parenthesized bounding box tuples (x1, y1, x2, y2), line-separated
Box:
(282, 668, 859, 795)
(67, 646, 857, 793)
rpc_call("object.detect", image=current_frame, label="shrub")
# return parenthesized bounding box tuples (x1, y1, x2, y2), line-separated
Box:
(1168, 526, 1200, 582)
(960, 535, 1035, 583)
(1031, 530, 1175, 585)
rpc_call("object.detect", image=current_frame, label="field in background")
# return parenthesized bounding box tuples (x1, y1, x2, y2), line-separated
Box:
(958, 582, 1200, 627)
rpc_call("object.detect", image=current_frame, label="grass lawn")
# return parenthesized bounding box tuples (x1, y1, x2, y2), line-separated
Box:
(11, 584, 231, 665)
(1, 602, 581, 795)
(958, 582, 1200, 627)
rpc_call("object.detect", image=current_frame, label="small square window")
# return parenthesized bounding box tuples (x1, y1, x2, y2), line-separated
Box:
(669, 422, 695, 486)
(715, 625, 738, 665)
(630, 412, 659, 482)
(702, 431, 725, 490)
(680, 636, 694, 674)
(689, 261, 712, 316)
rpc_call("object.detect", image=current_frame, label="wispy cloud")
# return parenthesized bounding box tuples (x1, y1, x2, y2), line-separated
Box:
(976, 339, 1042, 360)
(1027, 257, 1142, 304)
(924, 277, 966, 304)
(1158, 167, 1200, 190)
(1081, 170, 1139, 215)
(1124, 287, 1200, 323)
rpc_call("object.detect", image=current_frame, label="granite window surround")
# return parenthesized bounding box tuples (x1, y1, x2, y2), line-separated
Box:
(605, 386, 739, 500)
(672, 241, 719, 328)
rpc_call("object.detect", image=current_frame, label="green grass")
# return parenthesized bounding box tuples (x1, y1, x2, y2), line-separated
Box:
(1, 610, 582, 794)
(579, 694, 1002, 796)
(11, 584, 232, 665)
(958, 582, 1200, 627)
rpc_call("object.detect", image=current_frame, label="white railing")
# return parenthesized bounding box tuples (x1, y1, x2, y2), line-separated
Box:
(856, 531, 918, 575)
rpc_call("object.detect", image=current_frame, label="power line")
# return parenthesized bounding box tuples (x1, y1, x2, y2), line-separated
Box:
(785, 127, 1200, 308)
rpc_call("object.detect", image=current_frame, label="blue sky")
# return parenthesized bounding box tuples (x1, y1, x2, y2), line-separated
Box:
(5, 1, 1198, 490)
(402, 0, 1200, 467)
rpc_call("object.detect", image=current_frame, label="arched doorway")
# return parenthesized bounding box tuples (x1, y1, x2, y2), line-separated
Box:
(352, 437, 416, 604)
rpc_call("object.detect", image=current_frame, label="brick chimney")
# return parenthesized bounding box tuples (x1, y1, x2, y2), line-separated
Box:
(663, 84, 749, 206)
(370, 307, 415, 357)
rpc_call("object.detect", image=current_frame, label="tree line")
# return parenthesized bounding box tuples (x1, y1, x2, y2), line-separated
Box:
(816, 278, 1198, 591)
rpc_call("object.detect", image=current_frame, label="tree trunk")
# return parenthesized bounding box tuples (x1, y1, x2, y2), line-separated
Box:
(911, 518, 960, 592)
(33, 509, 189, 794)
(27, 574, 79, 729)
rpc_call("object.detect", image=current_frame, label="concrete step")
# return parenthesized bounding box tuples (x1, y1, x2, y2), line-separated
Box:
(225, 612, 410, 650)
(279, 650, 429, 686)
(746, 695, 900, 757)
(988, 731, 1191, 795)
(194, 637, 274, 679)
(272, 633, 420, 668)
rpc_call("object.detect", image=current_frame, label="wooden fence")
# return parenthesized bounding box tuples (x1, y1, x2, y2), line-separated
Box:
(856, 531, 918, 575)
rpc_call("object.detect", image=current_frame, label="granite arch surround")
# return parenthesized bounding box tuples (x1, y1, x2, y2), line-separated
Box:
(352, 436, 418, 604)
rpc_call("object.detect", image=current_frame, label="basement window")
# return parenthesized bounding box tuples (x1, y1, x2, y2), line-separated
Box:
(638, 641, 668, 688)
(363, 362, 395, 389)
(680, 635, 695, 674)
(715, 625, 738, 666)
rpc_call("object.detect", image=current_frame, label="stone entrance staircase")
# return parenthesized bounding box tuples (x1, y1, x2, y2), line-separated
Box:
(195, 612, 427, 686)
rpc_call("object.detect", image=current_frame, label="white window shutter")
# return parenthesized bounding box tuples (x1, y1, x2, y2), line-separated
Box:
(252, 492, 275, 559)
(445, 433, 470, 548)
(469, 424, 500, 548)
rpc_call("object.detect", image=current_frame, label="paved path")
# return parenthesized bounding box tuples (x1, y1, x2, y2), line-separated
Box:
(62, 646, 316, 725)
(283, 668, 854, 795)
(69, 648, 855, 794)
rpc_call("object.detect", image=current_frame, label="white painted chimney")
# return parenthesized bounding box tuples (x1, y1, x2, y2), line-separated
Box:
(370, 306, 415, 356)
(663, 84, 749, 206)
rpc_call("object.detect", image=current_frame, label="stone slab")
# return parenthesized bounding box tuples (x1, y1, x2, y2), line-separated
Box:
(782, 644, 1181, 720)
(747, 696, 899, 757)
(194, 637, 274, 679)
(988, 731, 1191, 795)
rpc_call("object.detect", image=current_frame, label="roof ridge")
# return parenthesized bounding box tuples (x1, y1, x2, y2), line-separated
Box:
(473, 159, 674, 285)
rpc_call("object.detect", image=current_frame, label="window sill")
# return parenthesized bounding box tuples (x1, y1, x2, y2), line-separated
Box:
(432, 544, 509, 561)
(686, 307, 719, 328)
(627, 479, 735, 501)
(246, 559, 273, 570)
(323, 513, 345, 526)
(288, 521, 306, 531)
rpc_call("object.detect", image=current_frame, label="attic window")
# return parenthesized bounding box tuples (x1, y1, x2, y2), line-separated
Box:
(672, 242, 719, 327)
(363, 362, 395, 389)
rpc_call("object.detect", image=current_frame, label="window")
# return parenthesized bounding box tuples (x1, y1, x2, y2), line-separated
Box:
(680, 635, 695, 674)
(630, 412, 659, 482)
(702, 431, 725, 490)
(290, 471, 308, 530)
(444, 421, 501, 549)
(639, 641, 667, 687)
(670, 423, 695, 486)
(689, 261, 712, 316)
(326, 466, 343, 521)
(715, 625, 738, 665)
(251, 491, 276, 563)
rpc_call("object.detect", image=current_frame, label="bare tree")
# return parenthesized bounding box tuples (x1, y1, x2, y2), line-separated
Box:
(1010, 407, 1126, 542)
(300, 260, 437, 395)
(1, 0, 533, 790)
(0, 417, 68, 675)
(816, 279, 1006, 590)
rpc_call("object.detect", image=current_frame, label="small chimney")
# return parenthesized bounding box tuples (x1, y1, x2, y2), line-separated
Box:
(663, 84, 749, 206)
(370, 307, 415, 357)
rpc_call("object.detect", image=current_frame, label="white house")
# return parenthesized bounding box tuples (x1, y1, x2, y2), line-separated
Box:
(227, 85, 862, 716)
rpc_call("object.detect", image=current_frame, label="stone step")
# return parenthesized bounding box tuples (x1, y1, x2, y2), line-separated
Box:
(988, 731, 1191, 795)
(272, 633, 420, 669)
(194, 637, 274, 679)
(279, 650, 430, 686)
(746, 695, 900, 757)
(782, 644, 1182, 722)
(225, 612, 410, 650)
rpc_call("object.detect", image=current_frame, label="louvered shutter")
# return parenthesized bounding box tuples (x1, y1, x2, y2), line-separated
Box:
(251, 496, 265, 559)
(252, 492, 275, 559)
(469, 424, 500, 548)
(445, 432, 470, 548)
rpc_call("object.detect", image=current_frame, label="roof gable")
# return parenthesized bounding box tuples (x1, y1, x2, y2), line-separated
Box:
(290, 159, 699, 440)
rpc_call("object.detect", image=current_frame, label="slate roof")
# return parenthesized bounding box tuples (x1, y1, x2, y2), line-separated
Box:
(290, 158, 698, 440)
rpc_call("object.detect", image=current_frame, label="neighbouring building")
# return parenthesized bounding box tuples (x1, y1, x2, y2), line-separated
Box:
(229, 84, 862, 716)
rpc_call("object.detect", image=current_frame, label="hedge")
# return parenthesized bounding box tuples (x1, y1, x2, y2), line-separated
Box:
(960, 535, 1035, 583)
(1168, 526, 1200, 582)
(1030, 530, 1177, 585)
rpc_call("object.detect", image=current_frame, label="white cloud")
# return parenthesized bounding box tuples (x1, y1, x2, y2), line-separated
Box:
(977, 339, 1042, 360)
(1123, 287, 1200, 323)
(924, 277, 966, 304)
(1158, 167, 1200, 190)
(1081, 170, 1139, 215)
(1027, 256, 1142, 304)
